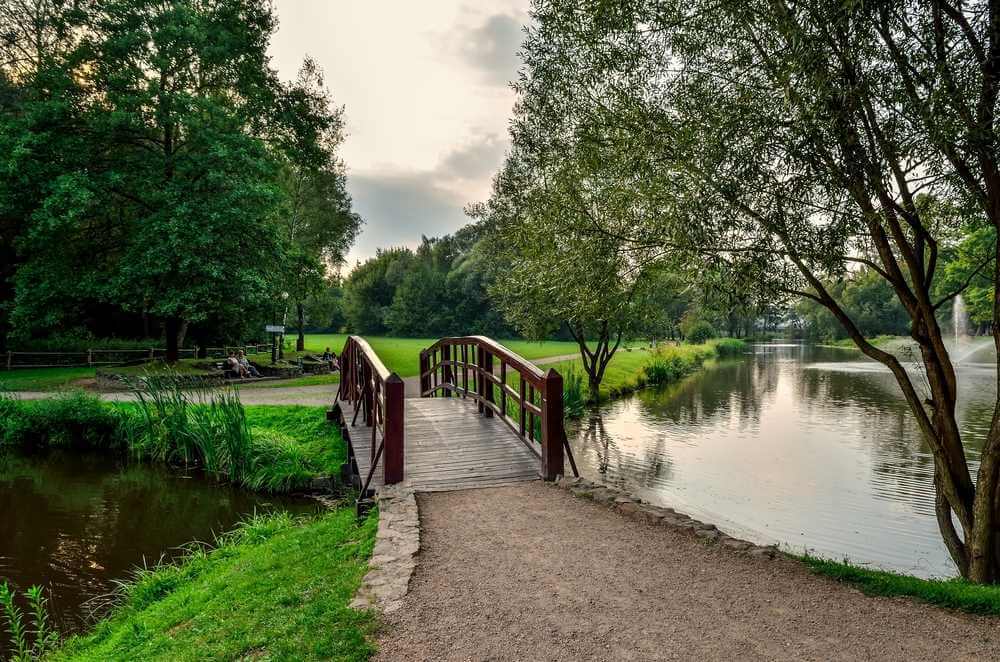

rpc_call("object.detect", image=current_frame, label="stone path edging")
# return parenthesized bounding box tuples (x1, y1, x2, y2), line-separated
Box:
(554, 476, 779, 559)
(350, 485, 420, 614)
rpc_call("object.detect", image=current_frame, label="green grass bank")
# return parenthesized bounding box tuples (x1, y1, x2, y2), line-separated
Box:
(557, 338, 748, 412)
(48, 509, 377, 661)
(0, 390, 345, 493)
(800, 554, 1000, 616)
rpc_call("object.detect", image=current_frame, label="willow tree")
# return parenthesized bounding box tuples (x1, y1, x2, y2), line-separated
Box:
(517, 0, 1000, 581)
(474, 134, 662, 401)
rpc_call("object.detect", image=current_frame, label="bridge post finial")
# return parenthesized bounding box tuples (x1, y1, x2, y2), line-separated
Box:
(541, 368, 565, 481)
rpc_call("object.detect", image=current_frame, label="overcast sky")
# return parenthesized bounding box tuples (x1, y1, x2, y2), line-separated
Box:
(268, 1, 531, 267)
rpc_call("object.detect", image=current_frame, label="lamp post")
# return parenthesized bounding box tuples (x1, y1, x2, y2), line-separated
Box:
(278, 291, 289, 360)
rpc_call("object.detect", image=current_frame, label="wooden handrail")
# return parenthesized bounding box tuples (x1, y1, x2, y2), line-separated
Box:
(418, 336, 569, 480)
(338, 335, 404, 487)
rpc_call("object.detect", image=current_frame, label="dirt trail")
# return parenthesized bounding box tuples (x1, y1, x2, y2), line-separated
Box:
(376, 483, 999, 662)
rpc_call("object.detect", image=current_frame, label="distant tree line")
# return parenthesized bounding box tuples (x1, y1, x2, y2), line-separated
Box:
(0, 0, 360, 359)
(336, 225, 514, 339)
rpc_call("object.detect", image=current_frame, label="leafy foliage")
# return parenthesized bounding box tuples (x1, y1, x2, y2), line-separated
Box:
(0, 1, 358, 354)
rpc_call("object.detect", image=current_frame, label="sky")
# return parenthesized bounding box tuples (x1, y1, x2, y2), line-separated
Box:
(268, 1, 531, 267)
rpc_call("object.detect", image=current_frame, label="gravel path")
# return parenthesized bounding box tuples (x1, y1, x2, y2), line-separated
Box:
(376, 483, 1000, 662)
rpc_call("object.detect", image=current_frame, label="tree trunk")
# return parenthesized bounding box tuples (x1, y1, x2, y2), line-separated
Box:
(176, 319, 188, 350)
(296, 302, 305, 351)
(165, 316, 180, 363)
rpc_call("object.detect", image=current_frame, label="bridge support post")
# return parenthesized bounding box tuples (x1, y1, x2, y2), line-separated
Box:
(540, 368, 565, 481)
(384, 374, 405, 484)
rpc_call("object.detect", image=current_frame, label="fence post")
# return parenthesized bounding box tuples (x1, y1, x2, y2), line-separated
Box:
(5, 351, 11, 370)
(87, 349, 93, 366)
(540, 368, 565, 481)
(383, 373, 405, 485)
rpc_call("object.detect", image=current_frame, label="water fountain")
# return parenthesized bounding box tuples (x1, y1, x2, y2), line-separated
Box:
(953, 294, 971, 362)
(950, 294, 994, 364)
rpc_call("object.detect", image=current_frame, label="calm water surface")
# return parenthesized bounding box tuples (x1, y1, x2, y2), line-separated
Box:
(567, 342, 996, 578)
(0, 451, 319, 647)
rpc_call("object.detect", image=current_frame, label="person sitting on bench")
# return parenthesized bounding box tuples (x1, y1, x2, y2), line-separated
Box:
(322, 347, 339, 371)
(226, 351, 244, 378)
(237, 350, 260, 378)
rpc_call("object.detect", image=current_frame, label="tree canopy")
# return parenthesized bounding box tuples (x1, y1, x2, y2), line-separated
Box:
(502, 0, 1000, 582)
(0, 0, 359, 358)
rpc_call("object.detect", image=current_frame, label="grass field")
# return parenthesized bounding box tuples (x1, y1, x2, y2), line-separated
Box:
(50, 508, 377, 661)
(0, 335, 584, 392)
(302, 334, 582, 377)
(0, 366, 96, 391)
(540, 339, 747, 402)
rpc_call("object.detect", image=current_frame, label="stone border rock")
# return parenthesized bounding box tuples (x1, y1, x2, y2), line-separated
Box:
(350, 485, 420, 614)
(555, 476, 779, 560)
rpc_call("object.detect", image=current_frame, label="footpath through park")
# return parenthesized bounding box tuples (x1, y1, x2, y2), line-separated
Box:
(374, 482, 999, 661)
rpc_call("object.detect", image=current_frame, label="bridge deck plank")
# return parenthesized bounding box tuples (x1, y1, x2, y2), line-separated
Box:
(341, 396, 540, 493)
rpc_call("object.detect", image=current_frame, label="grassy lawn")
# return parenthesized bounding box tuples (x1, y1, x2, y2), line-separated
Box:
(539, 340, 744, 401)
(50, 508, 378, 661)
(303, 333, 582, 377)
(0, 336, 582, 392)
(800, 554, 1000, 616)
(0, 366, 96, 391)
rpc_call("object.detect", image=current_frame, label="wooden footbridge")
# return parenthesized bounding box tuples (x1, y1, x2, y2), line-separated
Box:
(330, 336, 578, 502)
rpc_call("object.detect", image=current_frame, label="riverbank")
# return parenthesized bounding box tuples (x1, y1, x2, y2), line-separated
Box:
(552, 338, 747, 412)
(0, 392, 345, 493)
(48, 507, 377, 661)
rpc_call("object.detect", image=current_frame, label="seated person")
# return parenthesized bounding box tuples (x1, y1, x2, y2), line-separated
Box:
(237, 350, 260, 377)
(322, 347, 339, 371)
(226, 352, 244, 378)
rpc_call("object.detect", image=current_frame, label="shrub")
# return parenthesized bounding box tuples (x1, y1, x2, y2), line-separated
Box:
(712, 338, 748, 356)
(0, 393, 127, 452)
(683, 320, 716, 344)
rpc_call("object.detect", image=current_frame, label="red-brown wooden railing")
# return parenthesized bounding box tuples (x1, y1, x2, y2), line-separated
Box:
(419, 336, 577, 480)
(337, 336, 404, 489)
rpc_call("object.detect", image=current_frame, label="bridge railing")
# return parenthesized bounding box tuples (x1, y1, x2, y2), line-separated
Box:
(338, 336, 404, 489)
(419, 336, 573, 480)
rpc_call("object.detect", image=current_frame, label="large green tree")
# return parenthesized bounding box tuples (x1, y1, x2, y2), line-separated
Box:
(2, 1, 357, 360)
(275, 57, 361, 351)
(475, 139, 662, 400)
(514, 0, 1000, 581)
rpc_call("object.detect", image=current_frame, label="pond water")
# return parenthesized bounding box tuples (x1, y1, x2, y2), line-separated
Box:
(567, 342, 996, 579)
(0, 451, 320, 650)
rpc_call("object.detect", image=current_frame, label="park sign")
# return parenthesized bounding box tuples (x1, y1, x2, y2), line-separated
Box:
(265, 325, 285, 333)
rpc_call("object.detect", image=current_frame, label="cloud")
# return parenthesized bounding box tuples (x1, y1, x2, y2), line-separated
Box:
(454, 11, 526, 86)
(345, 132, 509, 265)
(438, 133, 508, 180)
(346, 171, 471, 263)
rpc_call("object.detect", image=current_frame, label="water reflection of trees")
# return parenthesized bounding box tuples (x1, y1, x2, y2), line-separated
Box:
(632, 356, 779, 431)
(1, 452, 308, 635)
(574, 348, 998, 520)
(570, 413, 673, 491)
